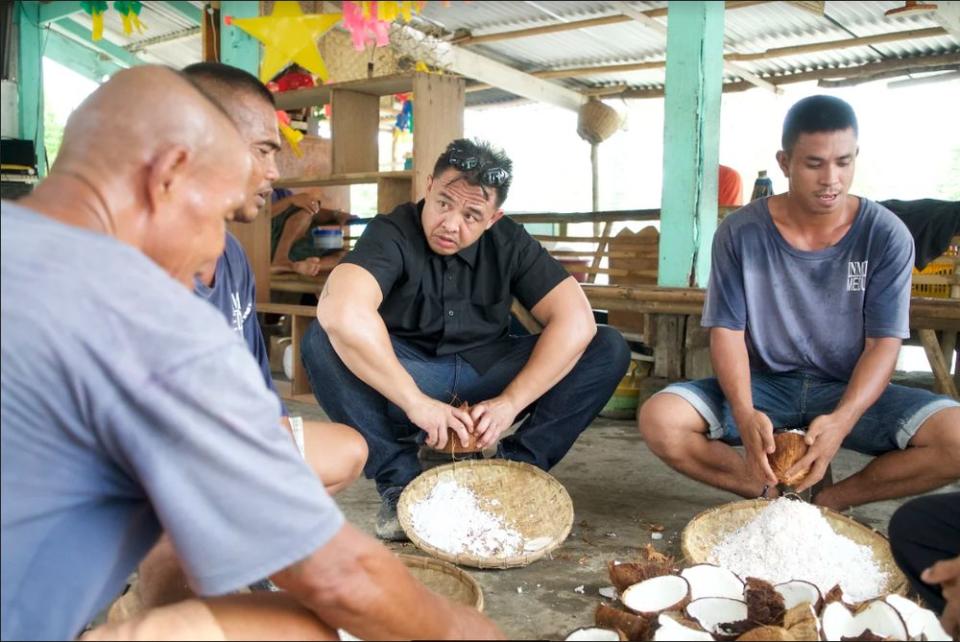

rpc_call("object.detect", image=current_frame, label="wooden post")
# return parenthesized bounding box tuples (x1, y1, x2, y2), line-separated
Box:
(658, 0, 724, 287)
(16, 1, 46, 176)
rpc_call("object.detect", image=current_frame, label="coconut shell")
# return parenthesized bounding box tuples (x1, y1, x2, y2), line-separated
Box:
(608, 560, 676, 593)
(839, 631, 884, 641)
(595, 603, 651, 642)
(565, 626, 626, 641)
(767, 432, 810, 487)
(736, 626, 795, 641)
(745, 577, 786, 627)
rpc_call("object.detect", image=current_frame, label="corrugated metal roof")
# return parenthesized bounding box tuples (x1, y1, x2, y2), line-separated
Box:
(50, 1, 202, 70)
(414, 0, 959, 105)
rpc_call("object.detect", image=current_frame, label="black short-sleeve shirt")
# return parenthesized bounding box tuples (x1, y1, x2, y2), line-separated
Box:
(340, 201, 569, 373)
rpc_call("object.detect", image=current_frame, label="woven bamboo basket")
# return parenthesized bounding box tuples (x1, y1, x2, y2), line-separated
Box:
(397, 459, 574, 569)
(577, 99, 621, 144)
(680, 499, 908, 596)
(398, 553, 484, 611)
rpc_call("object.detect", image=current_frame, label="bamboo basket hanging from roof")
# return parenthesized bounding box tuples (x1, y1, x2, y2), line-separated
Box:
(577, 98, 622, 144)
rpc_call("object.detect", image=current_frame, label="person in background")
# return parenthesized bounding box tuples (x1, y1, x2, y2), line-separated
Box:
(889, 492, 960, 637)
(270, 186, 350, 277)
(718, 164, 743, 207)
(638, 95, 959, 511)
(0, 65, 502, 642)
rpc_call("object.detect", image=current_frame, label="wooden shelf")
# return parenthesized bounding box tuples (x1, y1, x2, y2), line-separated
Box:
(274, 72, 433, 110)
(275, 170, 413, 189)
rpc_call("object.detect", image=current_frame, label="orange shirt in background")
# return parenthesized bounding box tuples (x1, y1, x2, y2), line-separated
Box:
(718, 165, 743, 207)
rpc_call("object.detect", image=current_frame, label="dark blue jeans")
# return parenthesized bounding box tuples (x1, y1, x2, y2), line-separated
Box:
(301, 323, 631, 496)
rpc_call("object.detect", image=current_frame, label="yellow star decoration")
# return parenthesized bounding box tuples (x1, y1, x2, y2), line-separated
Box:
(228, 1, 342, 83)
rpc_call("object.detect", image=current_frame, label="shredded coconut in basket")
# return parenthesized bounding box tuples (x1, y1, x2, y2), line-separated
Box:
(409, 479, 523, 557)
(709, 498, 888, 602)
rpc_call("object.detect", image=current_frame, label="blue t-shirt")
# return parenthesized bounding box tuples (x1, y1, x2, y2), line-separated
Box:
(194, 232, 288, 415)
(0, 204, 342, 641)
(702, 196, 914, 381)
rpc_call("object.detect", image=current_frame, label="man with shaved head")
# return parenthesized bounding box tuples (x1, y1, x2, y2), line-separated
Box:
(121, 62, 370, 612)
(1, 66, 502, 641)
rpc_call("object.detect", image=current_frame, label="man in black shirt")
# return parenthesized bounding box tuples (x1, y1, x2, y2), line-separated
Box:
(301, 139, 631, 540)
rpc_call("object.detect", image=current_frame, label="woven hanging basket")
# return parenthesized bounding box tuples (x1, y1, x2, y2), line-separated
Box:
(577, 99, 621, 144)
(397, 459, 574, 569)
(398, 553, 485, 611)
(680, 499, 908, 596)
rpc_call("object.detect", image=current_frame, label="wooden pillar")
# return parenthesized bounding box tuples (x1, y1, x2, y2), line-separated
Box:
(16, 1, 46, 176)
(658, 0, 724, 287)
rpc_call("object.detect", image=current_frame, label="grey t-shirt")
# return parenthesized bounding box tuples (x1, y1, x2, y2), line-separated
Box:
(702, 196, 914, 381)
(0, 203, 343, 641)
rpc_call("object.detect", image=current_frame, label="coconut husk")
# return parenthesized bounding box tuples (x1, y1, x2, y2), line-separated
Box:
(767, 431, 810, 487)
(736, 625, 795, 641)
(717, 619, 755, 640)
(825, 585, 845, 606)
(608, 560, 677, 593)
(595, 603, 651, 642)
(783, 603, 820, 641)
(745, 577, 786, 627)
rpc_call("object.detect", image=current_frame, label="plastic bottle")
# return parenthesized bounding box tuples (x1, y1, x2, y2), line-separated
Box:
(751, 170, 774, 201)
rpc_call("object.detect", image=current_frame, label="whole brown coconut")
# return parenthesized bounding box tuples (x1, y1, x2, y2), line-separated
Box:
(767, 431, 810, 487)
(433, 402, 484, 454)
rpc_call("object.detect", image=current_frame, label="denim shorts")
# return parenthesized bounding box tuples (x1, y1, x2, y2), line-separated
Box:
(659, 371, 958, 455)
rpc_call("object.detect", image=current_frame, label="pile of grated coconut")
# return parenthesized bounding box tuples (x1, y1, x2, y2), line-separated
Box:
(709, 498, 888, 602)
(409, 479, 524, 558)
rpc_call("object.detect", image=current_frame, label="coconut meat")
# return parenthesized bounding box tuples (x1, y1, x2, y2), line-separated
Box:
(621, 575, 690, 615)
(775, 580, 822, 610)
(821, 599, 908, 641)
(681, 564, 746, 601)
(565, 627, 621, 641)
(686, 597, 749, 637)
(652, 614, 715, 642)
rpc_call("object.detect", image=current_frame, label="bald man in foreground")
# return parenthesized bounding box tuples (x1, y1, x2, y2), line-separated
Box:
(0, 66, 502, 641)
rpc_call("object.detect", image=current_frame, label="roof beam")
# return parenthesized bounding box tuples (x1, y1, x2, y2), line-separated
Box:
(53, 18, 145, 68)
(620, 52, 960, 98)
(467, 25, 949, 89)
(392, 25, 586, 112)
(43, 28, 125, 81)
(610, 1, 779, 95)
(162, 1, 203, 25)
(38, 1, 83, 24)
(451, 0, 768, 46)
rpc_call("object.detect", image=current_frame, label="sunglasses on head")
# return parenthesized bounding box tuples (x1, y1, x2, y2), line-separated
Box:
(446, 148, 511, 187)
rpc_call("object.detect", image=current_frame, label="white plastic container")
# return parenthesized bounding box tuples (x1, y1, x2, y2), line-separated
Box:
(311, 226, 343, 250)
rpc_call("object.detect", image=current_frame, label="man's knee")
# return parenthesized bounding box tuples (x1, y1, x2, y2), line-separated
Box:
(587, 325, 631, 375)
(913, 407, 960, 477)
(343, 423, 369, 480)
(637, 394, 701, 461)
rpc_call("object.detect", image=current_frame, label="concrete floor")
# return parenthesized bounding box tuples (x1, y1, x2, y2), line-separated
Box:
(288, 396, 955, 640)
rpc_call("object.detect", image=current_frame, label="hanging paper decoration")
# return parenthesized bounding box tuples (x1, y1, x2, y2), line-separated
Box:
(80, 1, 109, 41)
(276, 110, 304, 158)
(113, 1, 146, 36)
(225, 1, 341, 83)
(342, 1, 425, 52)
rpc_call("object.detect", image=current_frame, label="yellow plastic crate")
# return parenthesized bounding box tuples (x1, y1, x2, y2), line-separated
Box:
(912, 260, 957, 299)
